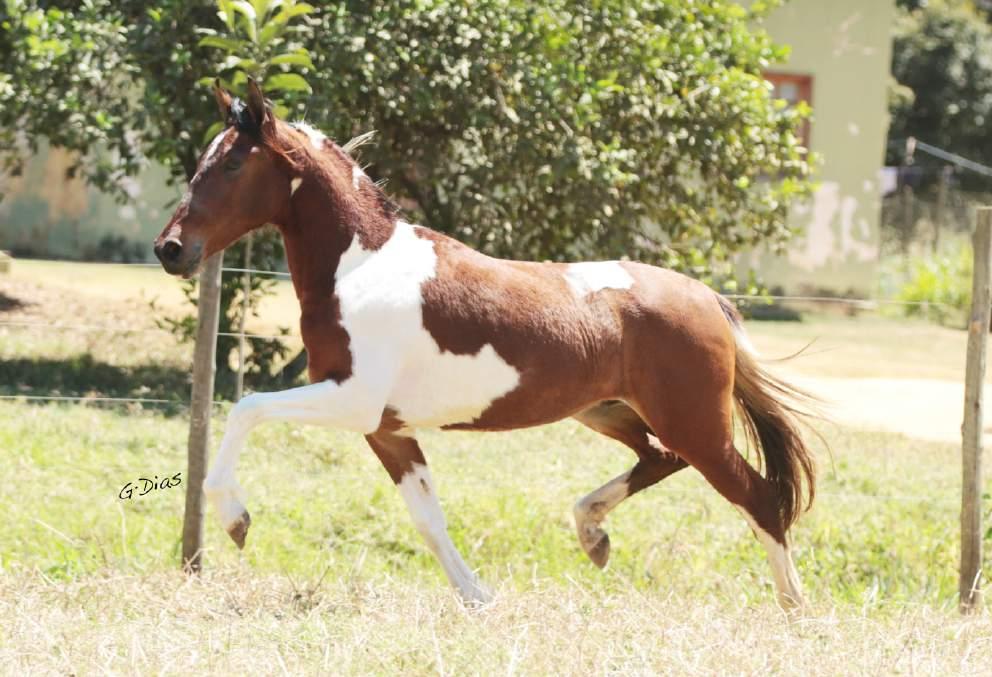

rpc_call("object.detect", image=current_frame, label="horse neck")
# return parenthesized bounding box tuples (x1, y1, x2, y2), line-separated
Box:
(277, 157, 395, 306)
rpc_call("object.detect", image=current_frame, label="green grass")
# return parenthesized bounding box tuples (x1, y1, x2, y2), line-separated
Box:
(0, 400, 980, 610)
(3, 401, 989, 673)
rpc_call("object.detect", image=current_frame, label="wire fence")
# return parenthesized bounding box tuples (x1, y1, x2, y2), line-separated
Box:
(0, 261, 979, 513)
(0, 260, 964, 415)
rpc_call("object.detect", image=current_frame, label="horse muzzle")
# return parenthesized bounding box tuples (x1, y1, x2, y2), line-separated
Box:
(153, 237, 203, 278)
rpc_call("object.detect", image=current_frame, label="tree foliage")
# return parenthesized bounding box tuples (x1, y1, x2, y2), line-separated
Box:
(3, 0, 811, 275)
(306, 1, 811, 275)
(888, 0, 992, 172)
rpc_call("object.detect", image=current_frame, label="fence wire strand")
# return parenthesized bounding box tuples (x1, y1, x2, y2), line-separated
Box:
(0, 387, 961, 507)
(0, 268, 966, 511)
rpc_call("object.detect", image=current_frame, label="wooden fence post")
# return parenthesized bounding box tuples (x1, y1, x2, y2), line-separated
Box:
(960, 206, 992, 613)
(235, 236, 252, 403)
(182, 251, 224, 573)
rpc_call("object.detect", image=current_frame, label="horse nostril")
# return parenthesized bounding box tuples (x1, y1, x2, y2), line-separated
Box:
(161, 240, 182, 263)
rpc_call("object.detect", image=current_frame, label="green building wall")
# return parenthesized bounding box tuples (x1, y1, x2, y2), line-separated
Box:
(0, 141, 180, 261)
(743, 0, 897, 295)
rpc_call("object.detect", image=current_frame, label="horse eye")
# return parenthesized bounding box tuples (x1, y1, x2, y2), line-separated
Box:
(223, 158, 242, 172)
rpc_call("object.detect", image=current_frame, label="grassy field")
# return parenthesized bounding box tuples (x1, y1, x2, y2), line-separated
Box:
(1, 260, 991, 674)
(0, 403, 989, 673)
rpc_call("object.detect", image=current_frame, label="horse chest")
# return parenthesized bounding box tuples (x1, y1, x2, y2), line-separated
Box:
(328, 221, 521, 429)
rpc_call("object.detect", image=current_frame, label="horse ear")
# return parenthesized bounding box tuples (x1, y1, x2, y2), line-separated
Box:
(245, 77, 272, 131)
(213, 79, 232, 121)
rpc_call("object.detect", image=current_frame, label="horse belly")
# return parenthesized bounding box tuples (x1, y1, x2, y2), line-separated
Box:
(387, 334, 522, 429)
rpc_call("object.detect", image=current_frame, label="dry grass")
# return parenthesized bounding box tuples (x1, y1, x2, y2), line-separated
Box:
(7, 258, 301, 332)
(2, 567, 990, 676)
(744, 314, 991, 383)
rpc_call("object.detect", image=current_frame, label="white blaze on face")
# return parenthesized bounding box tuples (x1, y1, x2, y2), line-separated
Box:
(290, 177, 302, 195)
(202, 129, 228, 166)
(176, 129, 230, 212)
(564, 261, 634, 298)
(352, 165, 366, 190)
(335, 221, 520, 429)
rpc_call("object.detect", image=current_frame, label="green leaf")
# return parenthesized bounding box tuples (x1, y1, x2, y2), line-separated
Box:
(231, 0, 258, 43)
(269, 51, 314, 69)
(202, 120, 224, 147)
(286, 3, 315, 17)
(217, 0, 236, 31)
(257, 21, 283, 48)
(198, 35, 246, 52)
(263, 72, 311, 93)
(250, 0, 273, 20)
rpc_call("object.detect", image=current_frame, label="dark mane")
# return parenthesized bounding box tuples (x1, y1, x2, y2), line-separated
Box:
(277, 118, 401, 222)
(327, 139, 402, 221)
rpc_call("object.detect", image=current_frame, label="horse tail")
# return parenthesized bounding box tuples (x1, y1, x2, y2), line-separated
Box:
(715, 295, 818, 530)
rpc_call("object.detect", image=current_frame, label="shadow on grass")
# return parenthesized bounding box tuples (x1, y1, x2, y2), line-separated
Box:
(0, 290, 29, 312)
(0, 354, 193, 416)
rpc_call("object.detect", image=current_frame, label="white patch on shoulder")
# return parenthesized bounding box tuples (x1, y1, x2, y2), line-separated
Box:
(335, 221, 520, 429)
(290, 177, 302, 195)
(291, 121, 326, 150)
(352, 165, 365, 190)
(564, 261, 634, 298)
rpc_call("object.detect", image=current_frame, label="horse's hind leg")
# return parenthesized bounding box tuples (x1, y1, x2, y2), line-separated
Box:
(635, 395, 806, 610)
(572, 401, 687, 568)
(365, 427, 491, 604)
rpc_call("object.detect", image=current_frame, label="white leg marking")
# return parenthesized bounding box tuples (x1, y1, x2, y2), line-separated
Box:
(573, 470, 630, 567)
(397, 463, 491, 603)
(290, 177, 302, 195)
(564, 261, 635, 297)
(201, 129, 228, 166)
(734, 505, 805, 609)
(204, 377, 393, 534)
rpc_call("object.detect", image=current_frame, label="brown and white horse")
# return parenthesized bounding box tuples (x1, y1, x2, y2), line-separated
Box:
(154, 80, 816, 609)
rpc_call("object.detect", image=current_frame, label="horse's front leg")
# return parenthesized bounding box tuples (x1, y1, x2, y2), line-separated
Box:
(366, 429, 492, 604)
(204, 376, 389, 548)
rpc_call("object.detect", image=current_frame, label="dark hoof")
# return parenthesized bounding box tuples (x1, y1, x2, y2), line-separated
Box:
(227, 511, 251, 550)
(586, 532, 611, 569)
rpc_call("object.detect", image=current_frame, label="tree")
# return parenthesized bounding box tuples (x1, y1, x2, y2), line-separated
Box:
(888, 0, 992, 172)
(304, 1, 811, 278)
